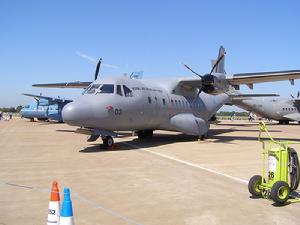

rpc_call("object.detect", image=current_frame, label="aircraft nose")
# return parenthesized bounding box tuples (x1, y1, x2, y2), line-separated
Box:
(62, 102, 84, 126)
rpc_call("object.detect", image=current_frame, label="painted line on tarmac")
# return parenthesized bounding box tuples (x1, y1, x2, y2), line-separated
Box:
(123, 142, 248, 185)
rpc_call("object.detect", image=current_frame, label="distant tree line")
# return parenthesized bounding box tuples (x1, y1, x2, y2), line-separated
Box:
(217, 111, 249, 117)
(0, 106, 23, 113)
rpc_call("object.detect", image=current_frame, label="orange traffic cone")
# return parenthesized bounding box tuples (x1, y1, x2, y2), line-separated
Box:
(47, 181, 60, 225)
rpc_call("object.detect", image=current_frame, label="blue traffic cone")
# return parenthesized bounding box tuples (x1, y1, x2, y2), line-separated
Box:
(60, 188, 75, 225)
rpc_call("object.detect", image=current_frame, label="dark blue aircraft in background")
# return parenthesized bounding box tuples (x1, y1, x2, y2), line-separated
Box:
(20, 93, 72, 122)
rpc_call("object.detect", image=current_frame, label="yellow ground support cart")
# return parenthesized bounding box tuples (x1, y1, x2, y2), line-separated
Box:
(248, 121, 300, 204)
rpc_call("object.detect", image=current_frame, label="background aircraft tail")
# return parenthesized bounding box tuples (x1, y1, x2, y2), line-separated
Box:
(211, 46, 226, 74)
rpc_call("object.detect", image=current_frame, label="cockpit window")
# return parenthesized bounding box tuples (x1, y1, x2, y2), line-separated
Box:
(117, 85, 123, 96)
(24, 105, 30, 108)
(123, 85, 133, 97)
(98, 84, 114, 94)
(86, 84, 101, 94)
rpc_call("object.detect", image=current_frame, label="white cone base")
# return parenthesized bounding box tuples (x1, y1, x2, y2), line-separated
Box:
(59, 216, 75, 225)
(47, 201, 60, 225)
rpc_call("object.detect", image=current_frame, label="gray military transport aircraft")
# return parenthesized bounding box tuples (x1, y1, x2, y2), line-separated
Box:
(33, 46, 300, 148)
(232, 92, 300, 124)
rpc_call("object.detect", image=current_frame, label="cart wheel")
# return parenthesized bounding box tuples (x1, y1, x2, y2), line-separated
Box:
(270, 181, 290, 204)
(248, 175, 262, 197)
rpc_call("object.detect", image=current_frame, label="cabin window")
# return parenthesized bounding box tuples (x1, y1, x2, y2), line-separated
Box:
(171, 99, 174, 104)
(97, 84, 114, 94)
(117, 85, 123, 96)
(162, 99, 166, 105)
(148, 97, 152, 103)
(123, 85, 133, 97)
(175, 100, 177, 106)
(155, 96, 157, 101)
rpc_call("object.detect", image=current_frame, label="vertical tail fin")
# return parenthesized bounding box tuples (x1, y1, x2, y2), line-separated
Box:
(211, 46, 226, 74)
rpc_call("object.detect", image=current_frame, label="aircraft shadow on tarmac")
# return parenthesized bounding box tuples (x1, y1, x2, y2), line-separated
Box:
(78, 127, 300, 153)
(56, 129, 76, 133)
(218, 122, 300, 127)
(79, 133, 197, 153)
(36, 121, 65, 125)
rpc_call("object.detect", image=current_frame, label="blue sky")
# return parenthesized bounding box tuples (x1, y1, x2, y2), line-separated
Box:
(0, 0, 300, 111)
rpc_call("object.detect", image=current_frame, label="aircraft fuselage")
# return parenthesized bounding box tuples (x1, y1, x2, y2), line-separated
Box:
(62, 76, 229, 136)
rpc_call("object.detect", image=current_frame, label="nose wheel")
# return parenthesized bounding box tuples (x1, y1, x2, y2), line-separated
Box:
(102, 136, 114, 149)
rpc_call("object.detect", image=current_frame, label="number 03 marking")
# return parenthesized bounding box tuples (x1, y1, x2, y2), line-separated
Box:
(115, 109, 122, 115)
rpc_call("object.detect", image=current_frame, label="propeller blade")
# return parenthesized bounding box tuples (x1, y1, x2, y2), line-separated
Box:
(182, 63, 202, 78)
(210, 53, 225, 75)
(94, 58, 102, 80)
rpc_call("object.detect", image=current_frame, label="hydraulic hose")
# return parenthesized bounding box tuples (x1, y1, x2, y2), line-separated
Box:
(288, 148, 300, 191)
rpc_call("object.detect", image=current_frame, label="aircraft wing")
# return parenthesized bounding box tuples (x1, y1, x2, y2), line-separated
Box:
(22, 93, 72, 103)
(228, 70, 300, 85)
(178, 70, 300, 89)
(32, 81, 92, 88)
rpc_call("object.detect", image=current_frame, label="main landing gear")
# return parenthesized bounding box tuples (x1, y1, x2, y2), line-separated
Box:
(101, 136, 114, 149)
(279, 120, 289, 125)
(137, 130, 153, 139)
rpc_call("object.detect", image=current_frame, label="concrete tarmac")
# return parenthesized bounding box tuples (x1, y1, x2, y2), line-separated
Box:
(1, 118, 300, 225)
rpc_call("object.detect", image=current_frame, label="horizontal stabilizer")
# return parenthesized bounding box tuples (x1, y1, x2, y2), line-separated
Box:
(229, 93, 279, 100)
(283, 113, 300, 122)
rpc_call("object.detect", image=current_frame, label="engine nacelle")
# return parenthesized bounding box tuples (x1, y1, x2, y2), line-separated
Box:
(169, 113, 209, 136)
(202, 73, 227, 95)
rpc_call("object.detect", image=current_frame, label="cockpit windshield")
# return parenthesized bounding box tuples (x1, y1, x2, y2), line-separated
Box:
(97, 84, 114, 94)
(83, 83, 131, 96)
(85, 84, 101, 94)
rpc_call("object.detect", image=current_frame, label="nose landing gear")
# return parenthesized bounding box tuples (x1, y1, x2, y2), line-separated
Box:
(102, 136, 114, 149)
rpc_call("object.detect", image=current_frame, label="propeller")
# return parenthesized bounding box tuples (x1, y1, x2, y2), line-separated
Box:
(94, 58, 102, 80)
(291, 91, 300, 99)
(34, 97, 40, 111)
(183, 48, 226, 99)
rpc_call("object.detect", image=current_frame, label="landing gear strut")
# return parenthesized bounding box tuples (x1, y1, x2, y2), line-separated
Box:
(102, 136, 114, 149)
(199, 132, 208, 141)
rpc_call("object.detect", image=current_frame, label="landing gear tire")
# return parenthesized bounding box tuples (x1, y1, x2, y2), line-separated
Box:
(30, 118, 34, 122)
(248, 175, 262, 197)
(137, 130, 153, 139)
(270, 181, 290, 204)
(102, 136, 114, 149)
